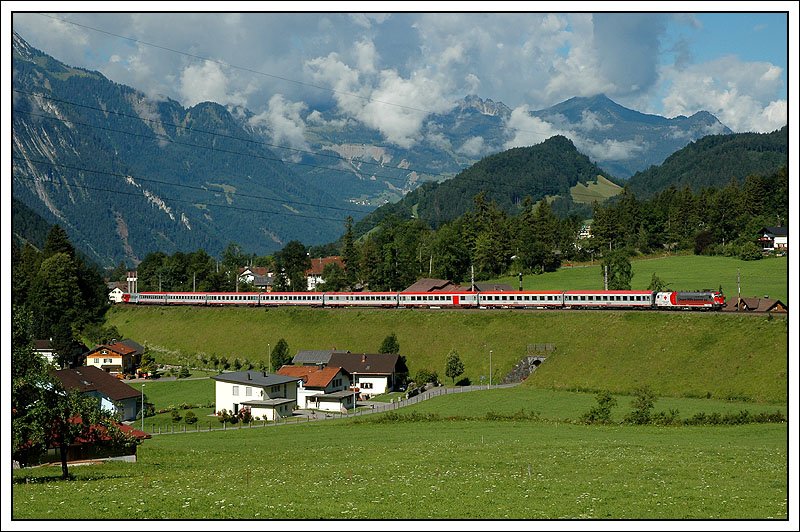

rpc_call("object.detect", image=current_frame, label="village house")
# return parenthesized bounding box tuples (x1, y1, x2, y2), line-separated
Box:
(328, 352, 406, 399)
(306, 256, 344, 291)
(277, 365, 354, 412)
(83, 339, 145, 376)
(238, 266, 273, 291)
(756, 226, 788, 252)
(107, 281, 127, 303)
(211, 370, 300, 421)
(52, 365, 143, 421)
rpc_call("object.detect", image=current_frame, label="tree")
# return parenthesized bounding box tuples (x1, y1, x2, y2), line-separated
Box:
(600, 250, 633, 290)
(12, 307, 132, 478)
(647, 273, 668, 292)
(275, 241, 311, 291)
(270, 339, 292, 370)
(379, 333, 400, 355)
(444, 349, 465, 385)
(341, 216, 359, 288)
(43, 225, 75, 259)
(319, 262, 349, 291)
(27, 252, 82, 338)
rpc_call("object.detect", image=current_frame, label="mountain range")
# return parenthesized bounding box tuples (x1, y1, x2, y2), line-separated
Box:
(11, 31, 749, 266)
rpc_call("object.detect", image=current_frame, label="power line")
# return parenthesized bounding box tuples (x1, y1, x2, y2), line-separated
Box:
(12, 89, 456, 181)
(11, 155, 372, 216)
(11, 166, 351, 224)
(31, 13, 563, 139)
(15, 105, 607, 201)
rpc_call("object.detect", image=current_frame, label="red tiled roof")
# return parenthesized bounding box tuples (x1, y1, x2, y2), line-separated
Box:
(33, 339, 53, 351)
(306, 256, 343, 276)
(276, 365, 348, 388)
(239, 266, 270, 276)
(86, 342, 136, 357)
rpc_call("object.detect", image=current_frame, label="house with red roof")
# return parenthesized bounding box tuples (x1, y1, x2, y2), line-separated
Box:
(83, 340, 143, 376)
(306, 256, 344, 291)
(53, 365, 143, 421)
(277, 365, 354, 412)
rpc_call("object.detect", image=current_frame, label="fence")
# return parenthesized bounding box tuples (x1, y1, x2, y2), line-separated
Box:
(144, 382, 518, 436)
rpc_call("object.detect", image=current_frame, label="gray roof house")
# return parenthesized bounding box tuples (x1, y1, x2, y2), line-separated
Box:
(211, 371, 302, 421)
(292, 350, 351, 366)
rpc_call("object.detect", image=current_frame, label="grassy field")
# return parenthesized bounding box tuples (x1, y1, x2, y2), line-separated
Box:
(494, 254, 788, 303)
(108, 307, 787, 403)
(12, 415, 787, 519)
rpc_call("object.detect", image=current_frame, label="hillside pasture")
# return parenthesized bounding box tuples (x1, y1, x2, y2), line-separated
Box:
(108, 306, 787, 403)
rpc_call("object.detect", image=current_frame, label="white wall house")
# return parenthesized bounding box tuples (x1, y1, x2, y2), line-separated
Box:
(327, 352, 405, 399)
(277, 365, 353, 411)
(212, 371, 300, 421)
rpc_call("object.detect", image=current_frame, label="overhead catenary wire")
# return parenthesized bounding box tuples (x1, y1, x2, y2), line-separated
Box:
(11, 166, 352, 224)
(31, 13, 570, 141)
(13, 105, 609, 202)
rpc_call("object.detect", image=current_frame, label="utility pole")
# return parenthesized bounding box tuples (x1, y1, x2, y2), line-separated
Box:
(193, 272, 196, 292)
(518, 272, 523, 291)
(429, 255, 433, 276)
(604, 265, 608, 291)
(471, 264, 475, 292)
(737, 269, 741, 311)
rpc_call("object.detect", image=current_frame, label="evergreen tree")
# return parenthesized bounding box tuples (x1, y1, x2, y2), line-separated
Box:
(270, 339, 292, 371)
(341, 216, 358, 289)
(379, 333, 400, 355)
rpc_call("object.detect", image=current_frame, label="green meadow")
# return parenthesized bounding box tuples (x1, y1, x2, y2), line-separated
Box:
(13, 414, 787, 519)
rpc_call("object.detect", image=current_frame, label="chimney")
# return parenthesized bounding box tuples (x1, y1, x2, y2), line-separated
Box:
(361, 354, 366, 363)
(263, 371, 267, 377)
(247, 372, 252, 380)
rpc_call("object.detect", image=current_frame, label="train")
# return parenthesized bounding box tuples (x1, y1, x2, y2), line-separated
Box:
(115, 289, 726, 310)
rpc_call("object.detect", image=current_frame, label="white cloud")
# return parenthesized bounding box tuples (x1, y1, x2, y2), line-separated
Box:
(458, 136, 486, 157)
(249, 94, 310, 161)
(660, 56, 787, 132)
(179, 60, 248, 108)
(503, 105, 569, 149)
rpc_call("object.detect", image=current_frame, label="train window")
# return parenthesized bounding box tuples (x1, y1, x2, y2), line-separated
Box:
(580, 296, 586, 301)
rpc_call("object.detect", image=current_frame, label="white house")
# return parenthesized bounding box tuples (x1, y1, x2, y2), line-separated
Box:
(211, 371, 300, 421)
(53, 366, 143, 421)
(757, 227, 788, 252)
(306, 256, 344, 291)
(327, 352, 405, 399)
(277, 365, 353, 412)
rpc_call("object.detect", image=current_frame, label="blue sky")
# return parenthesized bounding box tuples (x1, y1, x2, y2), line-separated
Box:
(5, 5, 794, 151)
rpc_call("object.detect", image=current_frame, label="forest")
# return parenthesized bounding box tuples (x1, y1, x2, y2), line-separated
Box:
(95, 164, 787, 294)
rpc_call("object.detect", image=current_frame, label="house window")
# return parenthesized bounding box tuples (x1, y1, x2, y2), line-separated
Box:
(362, 382, 373, 389)
(94, 358, 100, 363)
(232, 386, 239, 396)
(246, 387, 252, 396)
(271, 385, 280, 393)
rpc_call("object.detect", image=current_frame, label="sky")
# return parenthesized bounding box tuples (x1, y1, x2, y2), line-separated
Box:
(5, 2, 794, 153)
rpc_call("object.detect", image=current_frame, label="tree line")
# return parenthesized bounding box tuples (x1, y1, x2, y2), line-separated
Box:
(114, 165, 786, 295)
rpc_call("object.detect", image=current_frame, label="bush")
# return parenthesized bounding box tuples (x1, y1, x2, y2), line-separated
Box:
(739, 241, 763, 261)
(415, 369, 439, 386)
(170, 409, 182, 422)
(580, 390, 617, 424)
(623, 386, 656, 425)
(177, 366, 190, 379)
(184, 411, 198, 425)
